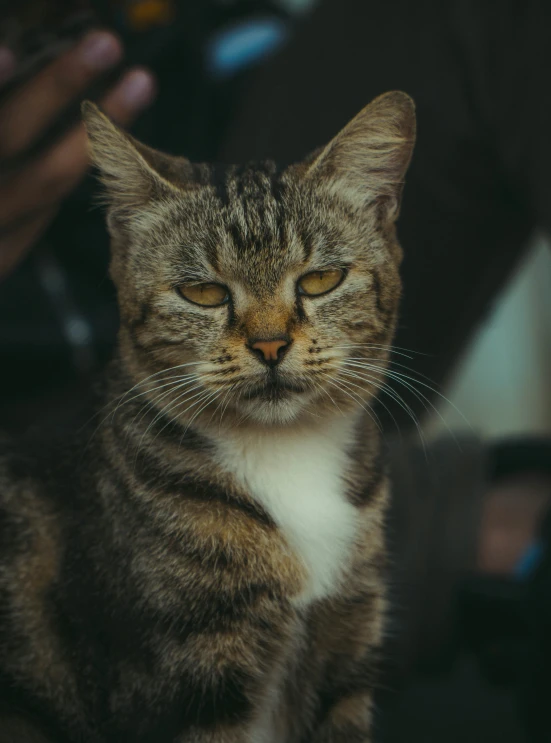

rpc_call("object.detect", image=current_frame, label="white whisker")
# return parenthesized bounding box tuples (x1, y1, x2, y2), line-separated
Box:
(321, 372, 382, 433)
(342, 359, 470, 426)
(110, 360, 202, 414)
(339, 360, 469, 443)
(328, 364, 425, 452)
(181, 390, 222, 439)
(112, 373, 199, 417)
(130, 379, 204, 433)
(332, 344, 414, 359)
(88, 362, 203, 442)
(344, 356, 438, 385)
(329, 368, 402, 438)
(136, 383, 211, 452)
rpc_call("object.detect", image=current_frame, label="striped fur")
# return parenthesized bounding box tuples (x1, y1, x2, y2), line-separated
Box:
(0, 92, 415, 742)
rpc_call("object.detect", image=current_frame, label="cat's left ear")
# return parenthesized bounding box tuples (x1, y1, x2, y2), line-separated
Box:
(303, 91, 416, 221)
(82, 101, 190, 223)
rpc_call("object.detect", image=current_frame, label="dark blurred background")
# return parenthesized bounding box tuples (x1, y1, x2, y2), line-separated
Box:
(0, 1, 550, 741)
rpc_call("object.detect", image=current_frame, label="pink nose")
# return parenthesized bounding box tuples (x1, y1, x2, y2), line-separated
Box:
(249, 337, 290, 365)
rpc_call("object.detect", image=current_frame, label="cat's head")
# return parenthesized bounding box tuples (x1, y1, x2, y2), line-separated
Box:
(83, 92, 415, 427)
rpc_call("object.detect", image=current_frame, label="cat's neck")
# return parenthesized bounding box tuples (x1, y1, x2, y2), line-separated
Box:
(100, 371, 367, 605)
(200, 409, 360, 452)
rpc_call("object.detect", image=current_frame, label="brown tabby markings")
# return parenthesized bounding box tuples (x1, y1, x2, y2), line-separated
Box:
(0, 91, 415, 742)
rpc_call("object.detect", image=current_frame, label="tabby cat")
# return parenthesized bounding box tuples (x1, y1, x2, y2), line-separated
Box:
(0, 90, 415, 742)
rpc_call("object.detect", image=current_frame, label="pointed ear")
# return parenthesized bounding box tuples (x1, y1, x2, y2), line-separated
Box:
(304, 91, 416, 220)
(82, 101, 190, 223)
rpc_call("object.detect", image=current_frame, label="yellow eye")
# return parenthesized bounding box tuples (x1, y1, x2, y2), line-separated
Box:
(298, 269, 345, 297)
(178, 283, 230, 307)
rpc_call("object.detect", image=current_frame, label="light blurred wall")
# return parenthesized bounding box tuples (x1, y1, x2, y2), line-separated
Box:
(425, 237, 551, 440)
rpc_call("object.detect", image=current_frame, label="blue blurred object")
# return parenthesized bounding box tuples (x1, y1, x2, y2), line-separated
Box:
(206, 17, 289, 79)
(514, 541, 545, 580)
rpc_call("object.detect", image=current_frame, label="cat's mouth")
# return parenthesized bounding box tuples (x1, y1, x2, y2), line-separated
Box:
(242, 377, 307, 402)
(235, 373, 314, 423)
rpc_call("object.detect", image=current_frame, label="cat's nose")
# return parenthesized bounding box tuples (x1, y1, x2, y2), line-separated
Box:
(248, 336, 291, 366)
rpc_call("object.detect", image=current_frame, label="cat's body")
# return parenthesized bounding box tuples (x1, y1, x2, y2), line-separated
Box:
(0, 379, 385, 742)
(0, 92, 415, 742)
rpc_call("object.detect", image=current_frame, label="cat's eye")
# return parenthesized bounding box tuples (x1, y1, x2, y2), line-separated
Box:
(297, 269, 345, 297)
(177, 283, 230, 307)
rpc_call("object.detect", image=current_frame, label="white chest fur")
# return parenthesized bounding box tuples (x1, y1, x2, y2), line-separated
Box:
(215, 416, 359, 606)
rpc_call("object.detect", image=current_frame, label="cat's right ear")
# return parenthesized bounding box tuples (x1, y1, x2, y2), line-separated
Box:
(82, 101, 187, 226)
(302, 91, 416, 221)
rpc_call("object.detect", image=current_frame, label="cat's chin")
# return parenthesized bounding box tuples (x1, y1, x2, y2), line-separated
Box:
(235, 395, 310, 426)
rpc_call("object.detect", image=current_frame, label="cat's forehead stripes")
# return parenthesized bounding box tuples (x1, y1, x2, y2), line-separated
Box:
(185, 161, 312, 292)
(219, 163, 287, 250)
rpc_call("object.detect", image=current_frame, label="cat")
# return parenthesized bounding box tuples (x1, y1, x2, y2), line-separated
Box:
(0, 90, 415, 742)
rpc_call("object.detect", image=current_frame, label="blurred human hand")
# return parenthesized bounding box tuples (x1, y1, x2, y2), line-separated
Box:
(0, 31, 156, 280)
